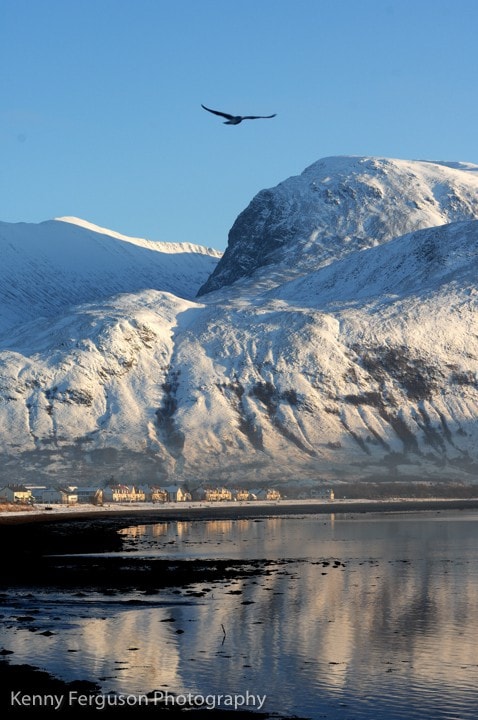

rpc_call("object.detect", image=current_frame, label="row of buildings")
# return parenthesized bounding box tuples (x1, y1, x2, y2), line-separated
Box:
(0, 483, 282, 506)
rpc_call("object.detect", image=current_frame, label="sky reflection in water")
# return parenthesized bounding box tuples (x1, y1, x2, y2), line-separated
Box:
(3, 510, 478, 719)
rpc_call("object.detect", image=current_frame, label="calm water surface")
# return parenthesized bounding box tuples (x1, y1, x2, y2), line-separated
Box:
(3, 510, 478, 719)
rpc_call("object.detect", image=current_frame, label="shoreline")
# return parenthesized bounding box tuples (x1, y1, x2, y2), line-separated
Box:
(2, 499, 477, 718)
(1, 497, 478, 526)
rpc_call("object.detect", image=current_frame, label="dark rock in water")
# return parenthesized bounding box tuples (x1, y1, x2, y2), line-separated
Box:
(0, 662, 99, 713)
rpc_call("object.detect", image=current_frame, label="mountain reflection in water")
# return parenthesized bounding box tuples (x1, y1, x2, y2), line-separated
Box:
(2, 511, 478, 719)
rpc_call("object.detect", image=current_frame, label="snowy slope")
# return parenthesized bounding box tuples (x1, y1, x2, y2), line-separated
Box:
(0, 217, 220, 333)
(1, 157, 478, 487)
(198, 156, 478, 295)
(147, 219, 478, 485)
(272, 219, 478, 308)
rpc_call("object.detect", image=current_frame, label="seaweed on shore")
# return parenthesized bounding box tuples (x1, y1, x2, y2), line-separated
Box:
(0, 516, 296, 591)
(1, 554, 290, 591)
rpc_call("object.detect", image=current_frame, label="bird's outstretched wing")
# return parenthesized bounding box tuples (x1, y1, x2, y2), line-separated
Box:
(201, 104, 234, 120)
(242, 114, 277, 120)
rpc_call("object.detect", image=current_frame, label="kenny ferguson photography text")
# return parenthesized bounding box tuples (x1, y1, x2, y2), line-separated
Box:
(10, 690, 268, 712)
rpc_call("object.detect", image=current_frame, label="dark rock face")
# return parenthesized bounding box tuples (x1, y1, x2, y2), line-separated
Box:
(197, 156, 478, 296)
(198, 189, 296, 294)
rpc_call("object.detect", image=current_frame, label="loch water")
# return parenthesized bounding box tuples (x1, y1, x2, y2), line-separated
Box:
(2, 510, 478, 719)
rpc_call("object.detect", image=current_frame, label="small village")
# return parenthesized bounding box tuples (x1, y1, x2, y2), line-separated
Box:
(0, 482, 286, 507)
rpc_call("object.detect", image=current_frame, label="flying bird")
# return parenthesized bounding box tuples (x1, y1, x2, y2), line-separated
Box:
(201, 104, 277, 125)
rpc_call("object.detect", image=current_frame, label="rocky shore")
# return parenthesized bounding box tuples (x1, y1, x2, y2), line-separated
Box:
(0, 506, 308, 717)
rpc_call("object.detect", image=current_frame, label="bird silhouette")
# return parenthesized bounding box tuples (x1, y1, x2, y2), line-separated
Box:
(201, 104, 276, 125)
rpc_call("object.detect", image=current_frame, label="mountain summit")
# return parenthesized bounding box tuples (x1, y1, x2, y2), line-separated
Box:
(1, 157, 478, 488)
(198, 156, 478, 295)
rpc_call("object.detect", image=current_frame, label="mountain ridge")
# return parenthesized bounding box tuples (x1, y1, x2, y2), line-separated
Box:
(1, 155, 478, 488)
(0, 218, 220, 335)
(198, 156, 478, 295)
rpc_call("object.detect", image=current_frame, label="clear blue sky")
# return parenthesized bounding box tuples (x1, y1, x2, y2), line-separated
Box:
(2, 0, 478, 250)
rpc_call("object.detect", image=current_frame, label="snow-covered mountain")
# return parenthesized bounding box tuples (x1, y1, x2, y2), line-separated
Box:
(198, 156, 478, 295)
(1, 157, 478, 488)
(0, 216, 220, 334)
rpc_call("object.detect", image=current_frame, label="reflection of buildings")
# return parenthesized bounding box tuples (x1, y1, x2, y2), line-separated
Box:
(205, 519, 234, 535)
(151, 523, 169, 538)
(4, 606, 183, 695)
(118, 524, 148, 539)
(151, 516, 478, 705)
(3, 515, 478, 715)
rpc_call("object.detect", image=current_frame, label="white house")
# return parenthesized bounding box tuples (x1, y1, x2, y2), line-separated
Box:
(103, 485, 146, 503)
(162, 485, 191, 502)
(141, 486, 169, 503)
(0, 485, 33, 503)
(254, 488, 281, 501)
(192, 487, 232, 502)
(232, 489, 255, 501)
(74, 487, 103, 504)
(24, 485, 47, 502)
(37, 487, 78, 504)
